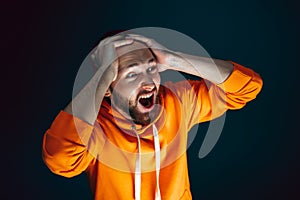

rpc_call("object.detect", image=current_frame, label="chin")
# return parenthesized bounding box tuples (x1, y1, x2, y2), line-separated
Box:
(130, 103, 160, 126)
(130, 111, 151, 126)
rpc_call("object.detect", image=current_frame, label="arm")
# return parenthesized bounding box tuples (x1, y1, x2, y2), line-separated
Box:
(63, 67, 114, 125)
(125, 34, 234, 84)
(125, 34, 263, 123)
(164, 52, 234, 84)
(64, 36, 133, 125)
(43, 36, 133, 177)
(42, 111, 96, 177)
(164, 61, 263, 128)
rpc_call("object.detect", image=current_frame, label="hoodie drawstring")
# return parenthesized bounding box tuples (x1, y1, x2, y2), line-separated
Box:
(134, 128, 142, 200)
(153, 125, 161, 200)
(132, 125, 161, 200)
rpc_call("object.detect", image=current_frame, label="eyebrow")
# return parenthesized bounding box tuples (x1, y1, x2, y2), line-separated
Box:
(118, 63, 139, 72)
(119, 57, 156, 72)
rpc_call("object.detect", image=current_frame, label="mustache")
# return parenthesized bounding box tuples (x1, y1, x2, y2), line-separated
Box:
(136, 87, 157, 99)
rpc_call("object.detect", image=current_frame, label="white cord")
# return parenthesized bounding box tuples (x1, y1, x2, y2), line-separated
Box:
(153, 125, 161, 200)
(133, 125, 161, 200)
(133, 126, 141, 200)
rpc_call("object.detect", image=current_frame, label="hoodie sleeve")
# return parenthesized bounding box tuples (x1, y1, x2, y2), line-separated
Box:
(165, 61, 263, 129)
(42, 111, 105, 178)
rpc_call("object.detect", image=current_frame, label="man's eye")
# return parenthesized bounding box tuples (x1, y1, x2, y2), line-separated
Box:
(126, 72, 137, 79)
(147, 66, 157, 73)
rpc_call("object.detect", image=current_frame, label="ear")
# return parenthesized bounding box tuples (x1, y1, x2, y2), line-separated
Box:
(104, 89, 112, 97)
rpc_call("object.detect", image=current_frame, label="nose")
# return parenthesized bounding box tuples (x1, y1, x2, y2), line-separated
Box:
(141, 82, 155, 91)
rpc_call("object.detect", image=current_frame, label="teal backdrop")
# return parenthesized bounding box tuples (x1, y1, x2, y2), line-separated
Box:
(6, 0, 298, 199)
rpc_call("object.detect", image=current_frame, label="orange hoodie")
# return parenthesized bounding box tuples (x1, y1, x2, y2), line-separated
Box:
(42, 62, 263, 200)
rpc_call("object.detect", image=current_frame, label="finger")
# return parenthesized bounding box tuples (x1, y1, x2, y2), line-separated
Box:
(126, 33, 144, 37)
(113, 39, 134, 48)
(125, 35, 151, 43)
(127, 36, 167, 52)
(125, 35, 152, 46)
(101, 35, 124, 46)
(125, 35, 166, 51)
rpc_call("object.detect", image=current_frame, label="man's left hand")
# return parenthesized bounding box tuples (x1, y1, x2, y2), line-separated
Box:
(125, 34, 192, 73)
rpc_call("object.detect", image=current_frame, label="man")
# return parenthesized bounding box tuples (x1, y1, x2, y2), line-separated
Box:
(42, 32, 263, 200)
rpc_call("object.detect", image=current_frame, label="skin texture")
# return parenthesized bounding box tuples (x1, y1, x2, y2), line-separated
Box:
(125, 34, 234, 84)
(64, 34, 234, 126)
(64, 35, 135, 125)
(109, 44, 161, 125)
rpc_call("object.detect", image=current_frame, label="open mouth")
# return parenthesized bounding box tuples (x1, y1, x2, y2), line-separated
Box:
(138, 92, 155, 110)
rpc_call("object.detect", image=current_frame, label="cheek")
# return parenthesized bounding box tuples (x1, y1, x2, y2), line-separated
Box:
(113, 81, 138, 99)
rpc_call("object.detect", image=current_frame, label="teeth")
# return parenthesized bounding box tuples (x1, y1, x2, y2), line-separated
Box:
(139, 93, 153, 99)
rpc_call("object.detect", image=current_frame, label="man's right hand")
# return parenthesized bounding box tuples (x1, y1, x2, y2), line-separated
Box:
(91, 35, 134, 83)
(64, 35, 133, 125)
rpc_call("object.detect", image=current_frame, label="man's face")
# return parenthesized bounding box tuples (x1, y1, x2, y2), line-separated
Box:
(109, 42, 161, 126)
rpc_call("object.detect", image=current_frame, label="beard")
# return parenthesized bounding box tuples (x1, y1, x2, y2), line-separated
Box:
(111, 88, 160, 126)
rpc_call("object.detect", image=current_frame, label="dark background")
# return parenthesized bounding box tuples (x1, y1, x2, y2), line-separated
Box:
(2, 0, 299, 199)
